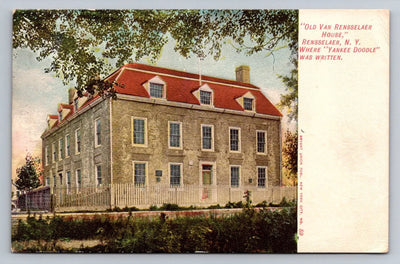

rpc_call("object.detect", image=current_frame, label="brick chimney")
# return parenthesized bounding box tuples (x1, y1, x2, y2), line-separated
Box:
(235, 65, 250, 83)
(68, 88, 76, 104)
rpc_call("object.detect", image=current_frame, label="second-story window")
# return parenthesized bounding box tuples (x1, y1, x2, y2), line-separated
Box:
(201, 125, 214, 151)
(149, 83, 164, 98)
(75, 129, 81, 154)
(59, 138, 64, 160)
(257, 131, 267, 154)
(45, 146, 49, 165)
(229, 128, 240, 152)
(133, 118, 147, 145)
(200, 90, 212, 105)
(169, 121, 182, 148)
(95, 119, 101, 146)
(65, 135, 70, 157)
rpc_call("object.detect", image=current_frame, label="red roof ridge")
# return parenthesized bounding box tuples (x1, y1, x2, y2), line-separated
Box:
(120, 63, 260, 90)
(48, 115, 58, 119)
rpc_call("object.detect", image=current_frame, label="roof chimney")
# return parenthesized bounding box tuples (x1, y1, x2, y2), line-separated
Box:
(235, 65, 250, 83)
(68, 88, 76, 104)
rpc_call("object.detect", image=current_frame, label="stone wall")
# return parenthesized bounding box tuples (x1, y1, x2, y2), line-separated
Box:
(111, 97, 281, 189)
(42, 97, 111, 192)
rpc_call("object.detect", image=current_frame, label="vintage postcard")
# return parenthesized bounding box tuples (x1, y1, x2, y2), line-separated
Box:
(11, 9, 388, 253)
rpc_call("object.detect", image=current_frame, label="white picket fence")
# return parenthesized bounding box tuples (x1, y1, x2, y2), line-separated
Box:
(54, 184, 297, 211)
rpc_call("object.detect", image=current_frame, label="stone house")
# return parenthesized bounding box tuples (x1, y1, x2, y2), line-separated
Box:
(41, 63, 292, 210)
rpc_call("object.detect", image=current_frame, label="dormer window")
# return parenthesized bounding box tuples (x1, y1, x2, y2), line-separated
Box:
(243, 97, 254, 111)
(149, 83, 164, 98)
(58, 111, 63, 121)
(236, 91, 255, 112)
(144, 76, 166, 99)
(200, 91, 212, 105)
(193, 83, 214, 107)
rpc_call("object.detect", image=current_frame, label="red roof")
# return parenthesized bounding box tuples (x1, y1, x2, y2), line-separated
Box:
(107, 63, 282, 117)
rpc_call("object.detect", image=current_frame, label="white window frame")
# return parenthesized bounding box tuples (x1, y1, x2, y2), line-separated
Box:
(193, 83, 214, 107)
(45, 177, 50, 187)
(95, 118, 101, 147)
(132, 161, 148, 187)
(59, 138, 64, 160)
(66, 171, 71, 194)
(45, 146, 49, 165)
(131, 117, 148, 147)
(230, 165, 241, 188)
(75, 128, 81, 155)
(236, 91, 256, 112)
(257, 166, 268, 188)
(201, 124, 214, 151)
(76, 169, 82, 192)
(199, 161, 217, 187)
(95, 165, 102, 187)
(168, 121, 183, 149)
(229, 127, 241, 153)
(256, 130, 267, 155)
(145, 76, 167, 99)
(52, 142, 57, 163)
(65, 134, 70, 158)
(243, 97, 254, 111)
(169, 162, 183, 187)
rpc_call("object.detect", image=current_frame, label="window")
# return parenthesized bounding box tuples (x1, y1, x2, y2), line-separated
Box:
(132, 118, 147, 146)
(95, 119, 101, 146)
(243, 97, 254, 111)
(134, 162, 146, 186)
(65, 135, 70, 157)
(59, 111, 63, 121)
(74, 98, 79, 111)
(201, 124, 214, 151)
(66, 171, 71, 193)
(53, 175, 56, 187)
(230, 166, 240, 187)
(76, 169, 82, 191)
(200, 90, 211, 105)
(59, 138, 64, 160)
(52, 142, 57, 162)
(169, 121, 182, 148)
(257, 167, 267, 188)
(170, 163, 182, 187)
(229, 128, 240, 152)
(59, 173, 63, 186)
(149, 83, 164, 98)
(96, 165, 102, 187)
(257, 130, 267, 154)
(45, 177, 50, 187)
(75, 129, 81, 154)
(45, 146, 49, 165)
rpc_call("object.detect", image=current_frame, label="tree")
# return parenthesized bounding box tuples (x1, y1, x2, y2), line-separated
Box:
(282, 130, 298, 185)
(15, 153, 41, 193)
(13, 9, 298, 113)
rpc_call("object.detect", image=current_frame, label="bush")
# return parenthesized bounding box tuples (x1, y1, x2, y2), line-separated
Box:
(12, 204, 297, 253)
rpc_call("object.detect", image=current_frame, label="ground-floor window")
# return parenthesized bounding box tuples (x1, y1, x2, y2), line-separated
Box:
(134, 162, 146, 186)
(257, 167, 267, 187)
(170, 163, 182, 187)
(230, 166, 240, 187)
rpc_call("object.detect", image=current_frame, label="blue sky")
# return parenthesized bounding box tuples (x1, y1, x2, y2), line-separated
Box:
(12, 35, 295, 179)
